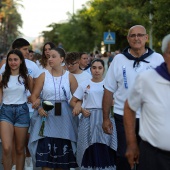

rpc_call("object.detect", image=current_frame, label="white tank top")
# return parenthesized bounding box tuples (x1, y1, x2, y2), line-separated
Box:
(42, 70, 71, 101)
(3, 75, 27, 104)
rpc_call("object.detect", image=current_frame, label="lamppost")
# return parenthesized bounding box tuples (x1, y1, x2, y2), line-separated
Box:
(149, 0, 153, 49)
(73, 0, 75, 15)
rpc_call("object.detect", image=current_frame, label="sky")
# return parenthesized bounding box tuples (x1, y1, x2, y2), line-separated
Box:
(18, 0, 89, 38)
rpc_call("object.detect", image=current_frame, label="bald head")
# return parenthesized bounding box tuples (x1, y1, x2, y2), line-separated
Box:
(127, 25, 148, 52)
(161, 34, 170, 53)
(128, 25, 147, 36)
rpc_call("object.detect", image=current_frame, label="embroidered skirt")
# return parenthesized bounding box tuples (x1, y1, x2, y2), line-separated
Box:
(28, 100, 78, 167)
(36, 137, 78, 168)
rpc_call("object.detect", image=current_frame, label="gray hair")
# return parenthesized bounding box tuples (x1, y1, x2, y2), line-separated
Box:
(161, 34, 170, 53)
(128, 25, 146, 36)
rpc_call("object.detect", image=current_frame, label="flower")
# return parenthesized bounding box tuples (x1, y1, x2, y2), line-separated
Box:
(39, 101, 54, 137)
(84, 85, 90, 100)
(42, 101, 54, 111)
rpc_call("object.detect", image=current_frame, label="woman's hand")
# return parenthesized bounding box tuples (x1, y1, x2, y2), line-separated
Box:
(82, 108, 90, 117)
(72, 102, 82, 116)
(38, 107, 48, 117)
(27, 95, 31, 103)
(32, 98, 41, 109)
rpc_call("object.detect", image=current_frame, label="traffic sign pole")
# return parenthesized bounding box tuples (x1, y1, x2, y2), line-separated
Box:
(108, 44, 110, 51)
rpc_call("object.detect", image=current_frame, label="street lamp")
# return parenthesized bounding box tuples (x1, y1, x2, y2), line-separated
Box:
(149, 0, 153, 49)
(73, 0, 75, 15)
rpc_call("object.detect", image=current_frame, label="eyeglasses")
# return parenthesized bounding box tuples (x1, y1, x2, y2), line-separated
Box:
(66, 62, 78, 66)
(129, 34, 146, 38)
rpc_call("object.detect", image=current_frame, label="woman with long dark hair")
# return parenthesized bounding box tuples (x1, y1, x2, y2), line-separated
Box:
(0, 49, 33, 170)
(38, 42, 56, 72)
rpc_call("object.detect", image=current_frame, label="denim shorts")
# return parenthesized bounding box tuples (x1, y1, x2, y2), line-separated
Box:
(0, 103, 30, 127)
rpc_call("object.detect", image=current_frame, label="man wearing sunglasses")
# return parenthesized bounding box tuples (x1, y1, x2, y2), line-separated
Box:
(102, 25, 164, 170)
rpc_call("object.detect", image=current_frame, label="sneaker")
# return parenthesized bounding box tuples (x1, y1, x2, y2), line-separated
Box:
(25, 157, 33, 169)
(12, 165, 16, 170)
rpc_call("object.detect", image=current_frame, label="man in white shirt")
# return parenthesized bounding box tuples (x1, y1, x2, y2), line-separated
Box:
(102, 25, 164, 170)
(0, 38, 40, 79)
(124, 34, 170, 170)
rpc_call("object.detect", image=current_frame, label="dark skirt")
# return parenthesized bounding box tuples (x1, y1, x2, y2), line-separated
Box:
(81, 143, 116, 170)
(36, 137, 78, 169)
(77, 109, 117, 169)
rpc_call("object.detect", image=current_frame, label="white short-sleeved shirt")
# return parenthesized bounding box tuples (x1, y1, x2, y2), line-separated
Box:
(0, 59, 41, 78)
(127, 69, 170, 151)
(84, 67, 92, 75)
(73, 71, 92, 84)
(3, 75, 27, 104)
(104, 52, 164, 117)
(73, 79, 104, 109)
(36, 62, 50, 74)
(0, 59, 41, 112)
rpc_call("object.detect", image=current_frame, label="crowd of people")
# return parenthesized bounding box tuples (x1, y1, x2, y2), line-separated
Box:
(0, 24, 169, 170)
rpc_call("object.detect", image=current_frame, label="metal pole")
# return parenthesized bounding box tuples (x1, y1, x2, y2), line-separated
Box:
(73, 0, 75, 15)
(108, 29, 110, 51)
(149, 22, 153, 49)
(149, 0, 153, 49)
(108, 44, 110, 51)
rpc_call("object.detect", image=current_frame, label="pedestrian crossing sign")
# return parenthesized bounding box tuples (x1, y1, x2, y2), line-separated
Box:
(104, 32, 115, 44)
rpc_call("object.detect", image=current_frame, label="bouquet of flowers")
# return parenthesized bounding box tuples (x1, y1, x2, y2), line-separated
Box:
(39, 101, 54, 137)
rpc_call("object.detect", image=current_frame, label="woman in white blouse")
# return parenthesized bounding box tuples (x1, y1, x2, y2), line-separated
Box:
(70, 58, 117, 170)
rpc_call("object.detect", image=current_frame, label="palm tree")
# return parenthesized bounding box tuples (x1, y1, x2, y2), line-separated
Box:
(0, 0, 23, 53)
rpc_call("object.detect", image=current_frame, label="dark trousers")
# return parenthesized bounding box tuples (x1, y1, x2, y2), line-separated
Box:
(138, 140, 170, 170)
(114, 114, 140, 170)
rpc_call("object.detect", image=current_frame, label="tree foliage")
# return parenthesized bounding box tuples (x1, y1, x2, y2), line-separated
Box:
(42, 0, 170, 53)
(2, 0, 170, 53)
(0, 0, 22, 53)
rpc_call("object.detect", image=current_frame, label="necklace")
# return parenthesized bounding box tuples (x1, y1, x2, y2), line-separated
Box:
(52, 69, 63, 101)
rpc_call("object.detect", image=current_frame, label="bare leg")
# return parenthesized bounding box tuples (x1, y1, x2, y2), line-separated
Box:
(25, 133, 31, 157)
(12, 136, 16, 166)
(14, 126, 28, 170)
(1, 121, 14, 170)
(25, 133, 33, 168)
